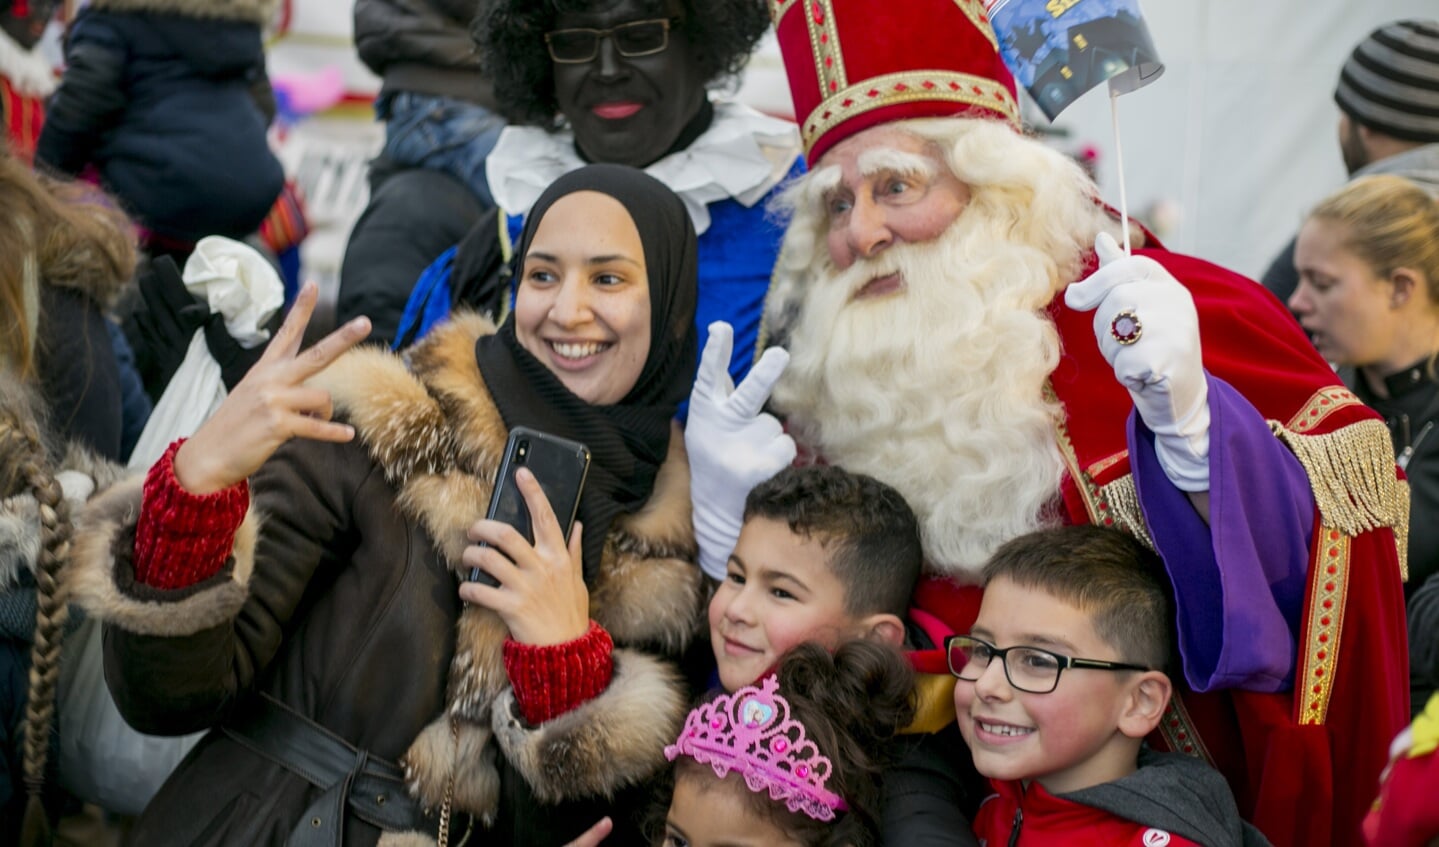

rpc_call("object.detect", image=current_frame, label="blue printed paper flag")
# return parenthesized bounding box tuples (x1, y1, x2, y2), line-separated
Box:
(985, 0, 1164, 120)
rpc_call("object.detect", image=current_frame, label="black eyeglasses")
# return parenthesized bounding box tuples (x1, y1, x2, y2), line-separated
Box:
(945, 634, 1151, 694)
(544, 18, 673, 64)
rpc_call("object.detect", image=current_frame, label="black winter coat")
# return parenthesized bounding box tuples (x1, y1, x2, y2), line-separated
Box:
(35, 0, 283, 242)
(352, 0, 496, 105)
(335, 165, 487, 347)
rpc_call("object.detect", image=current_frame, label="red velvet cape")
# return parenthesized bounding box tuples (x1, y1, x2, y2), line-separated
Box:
(909, 247, 1408, 847)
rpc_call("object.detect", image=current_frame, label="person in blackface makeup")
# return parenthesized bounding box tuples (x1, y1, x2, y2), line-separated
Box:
(68, 164, 704, 846)
(388, 0, 799, 392)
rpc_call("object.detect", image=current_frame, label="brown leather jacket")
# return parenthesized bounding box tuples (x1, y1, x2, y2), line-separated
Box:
(71, 314, 702, 846)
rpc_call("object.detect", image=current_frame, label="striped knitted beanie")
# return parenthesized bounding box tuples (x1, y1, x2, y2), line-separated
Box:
(1335, 20, 1439, 144)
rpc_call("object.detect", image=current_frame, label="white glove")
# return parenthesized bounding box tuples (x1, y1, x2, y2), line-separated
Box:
(1064, 233, 1210, 491)
(686, 322, 796, 580)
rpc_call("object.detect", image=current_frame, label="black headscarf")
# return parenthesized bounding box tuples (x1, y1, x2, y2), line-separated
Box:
(474, 164, 699, 575)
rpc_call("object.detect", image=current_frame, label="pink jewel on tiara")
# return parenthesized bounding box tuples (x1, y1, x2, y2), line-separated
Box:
(664, 676, 847, 822)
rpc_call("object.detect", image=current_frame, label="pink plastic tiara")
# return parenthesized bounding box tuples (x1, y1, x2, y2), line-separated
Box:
(664, 676, 847, 821)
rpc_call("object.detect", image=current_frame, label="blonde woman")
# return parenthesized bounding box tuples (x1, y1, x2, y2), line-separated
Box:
(1290, 173, 1439, 714)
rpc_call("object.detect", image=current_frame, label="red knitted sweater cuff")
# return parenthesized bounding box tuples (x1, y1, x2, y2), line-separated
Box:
(134, 439, 249, 591)
(503, 621, 615, 726)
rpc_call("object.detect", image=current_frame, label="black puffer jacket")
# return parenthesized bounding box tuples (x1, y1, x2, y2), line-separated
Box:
(35, 0, 283, 242)
(335, 165, 487, 347)
(353, 0, 496, 106)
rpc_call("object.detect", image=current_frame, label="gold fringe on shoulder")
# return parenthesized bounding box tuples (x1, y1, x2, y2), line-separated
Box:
(1096, 475, 1157, 552)
(1270, 418, 1410, 579)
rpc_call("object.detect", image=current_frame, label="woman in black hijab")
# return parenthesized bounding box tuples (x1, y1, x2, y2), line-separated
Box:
(473, 163, 698, 575)
(72, 165, 703, 846)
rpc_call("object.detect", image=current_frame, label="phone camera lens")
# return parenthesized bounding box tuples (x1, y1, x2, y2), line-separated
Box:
(517, 440, 529, 461)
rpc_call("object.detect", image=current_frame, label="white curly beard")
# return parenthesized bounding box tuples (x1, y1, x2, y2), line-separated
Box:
(771, 206, 1072, 581)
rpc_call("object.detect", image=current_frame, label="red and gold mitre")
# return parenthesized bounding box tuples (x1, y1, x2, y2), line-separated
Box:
(770, 0, 1020, 164)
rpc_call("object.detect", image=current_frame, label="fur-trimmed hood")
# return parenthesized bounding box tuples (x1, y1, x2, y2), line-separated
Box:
(88, 0, 277, 24)
(39, 249, 131, 313)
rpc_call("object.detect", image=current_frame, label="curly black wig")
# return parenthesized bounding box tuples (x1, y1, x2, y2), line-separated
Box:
(477, 0, 771, 128)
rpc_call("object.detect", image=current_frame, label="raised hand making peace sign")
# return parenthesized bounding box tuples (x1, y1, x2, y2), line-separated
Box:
(685, 322, 797, 580)
(172, 282, 372, 495)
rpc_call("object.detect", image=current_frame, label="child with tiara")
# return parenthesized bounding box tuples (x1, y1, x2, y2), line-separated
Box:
(658, 640, 916, 847)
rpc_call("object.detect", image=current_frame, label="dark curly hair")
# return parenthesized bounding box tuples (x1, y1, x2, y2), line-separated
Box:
(477, 0, 771, 128)
(651, 640, 915, 847)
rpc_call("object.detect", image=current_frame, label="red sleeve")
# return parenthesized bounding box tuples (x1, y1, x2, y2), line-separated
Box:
(502, 621, 615, 726)
(134, 439, 249, 590)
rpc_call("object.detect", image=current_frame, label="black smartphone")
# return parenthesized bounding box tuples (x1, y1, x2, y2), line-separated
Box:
(467, 426, 591, 586)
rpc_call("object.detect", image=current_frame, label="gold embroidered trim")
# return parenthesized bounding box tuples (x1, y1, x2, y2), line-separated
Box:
(1086, 451, 1127, 479)
(801, 0, 846, 100)
(1299, 528, 1350, 725)
(1157, 696, 1213, 764)
(1285, 386, 1361, 433)
(769, 0, 799, 25)
(1269, 418, 1409, 579)
(801, 70, 1021, 153)
(1047, 386, 1155, 549)
(952, 0, 999, 52)
(1096, 474, 1156, 551)
(1049, 386, 1104, 520)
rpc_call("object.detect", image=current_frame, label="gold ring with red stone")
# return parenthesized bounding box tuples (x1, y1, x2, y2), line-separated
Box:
(1110, 309, 1142, 346)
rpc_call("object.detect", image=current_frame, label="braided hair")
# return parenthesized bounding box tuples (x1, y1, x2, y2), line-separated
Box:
(0, 379, 72, 843)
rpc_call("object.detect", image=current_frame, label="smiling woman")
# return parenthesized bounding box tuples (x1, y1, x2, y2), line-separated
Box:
(514, 191, 653, 404)
(67, 164, 705, 846)
(477, 163, 699, 572)
(388, 0, 799, 396)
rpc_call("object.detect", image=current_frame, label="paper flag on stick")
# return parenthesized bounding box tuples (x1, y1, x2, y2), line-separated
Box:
(985, 0, 1164, 120)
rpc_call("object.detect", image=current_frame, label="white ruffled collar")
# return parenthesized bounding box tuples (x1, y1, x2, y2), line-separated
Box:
(485, 101, 801, 235)
(0, 27, 56, 99)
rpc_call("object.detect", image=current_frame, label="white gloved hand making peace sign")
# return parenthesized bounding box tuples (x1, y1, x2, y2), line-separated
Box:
(1065, 233, 1211, 492)
(686, 322, 796, 580)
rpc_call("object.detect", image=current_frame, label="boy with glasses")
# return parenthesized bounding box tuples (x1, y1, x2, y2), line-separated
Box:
(951, 526, 1269, 846)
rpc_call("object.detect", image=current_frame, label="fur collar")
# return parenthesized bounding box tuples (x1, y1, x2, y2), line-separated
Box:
(89, 0, 277, 24)
(314, 312, 701, 822)
(310, 311, 700, 650)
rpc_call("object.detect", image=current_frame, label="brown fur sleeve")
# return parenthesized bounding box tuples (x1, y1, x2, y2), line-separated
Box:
(68, 475, 260, 636)
(490, 648, 687, 803)
(593, 426, 705, 654)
